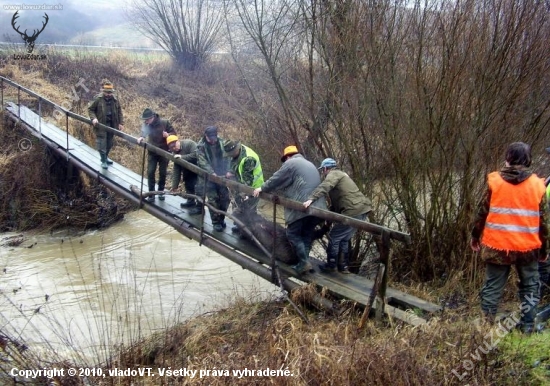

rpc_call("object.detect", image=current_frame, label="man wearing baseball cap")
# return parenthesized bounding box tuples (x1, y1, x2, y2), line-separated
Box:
(223, 139, 264, 233)
(304, 158, 373, 273)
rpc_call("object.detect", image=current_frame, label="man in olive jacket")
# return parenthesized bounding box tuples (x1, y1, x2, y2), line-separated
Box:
(304, 158, 373, 273)
(87, 80, 124, 169)
(137, 108, 176, 202)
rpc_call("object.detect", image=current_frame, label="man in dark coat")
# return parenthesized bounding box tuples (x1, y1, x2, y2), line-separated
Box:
(304, 158, 373, 273)
(87, 79, 124, 169)
(137, 108, 176, 202)
(253, 145, 327, 275)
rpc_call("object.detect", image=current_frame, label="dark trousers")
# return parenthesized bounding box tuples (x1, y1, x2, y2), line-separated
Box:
(326, 212, 366, 267)
(147, 152, 169, 192)
(172, 163, 198, 194)
(480, 261, 540, 327)
(286, 216, 322, 263)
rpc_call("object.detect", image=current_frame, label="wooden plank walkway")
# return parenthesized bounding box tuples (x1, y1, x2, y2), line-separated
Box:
(5, 101, 442, 323)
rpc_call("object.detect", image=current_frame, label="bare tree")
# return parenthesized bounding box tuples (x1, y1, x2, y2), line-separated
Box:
(129, 0, 224, 70)
(225, 0, 550, 281)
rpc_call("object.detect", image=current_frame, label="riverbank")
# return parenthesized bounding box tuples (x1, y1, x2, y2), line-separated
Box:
(1, 49, 549, 385)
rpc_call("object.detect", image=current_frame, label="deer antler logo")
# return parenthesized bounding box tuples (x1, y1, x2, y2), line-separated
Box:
(11, 11, 49, 53)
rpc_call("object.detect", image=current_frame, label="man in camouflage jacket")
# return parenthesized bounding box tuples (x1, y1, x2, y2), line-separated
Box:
(194, 126, 230, 232)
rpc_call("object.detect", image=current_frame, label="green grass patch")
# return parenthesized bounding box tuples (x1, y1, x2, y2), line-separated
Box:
(499, 328, 550, 385)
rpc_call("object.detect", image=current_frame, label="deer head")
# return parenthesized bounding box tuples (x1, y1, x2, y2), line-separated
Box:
(11, 11, 49, 53)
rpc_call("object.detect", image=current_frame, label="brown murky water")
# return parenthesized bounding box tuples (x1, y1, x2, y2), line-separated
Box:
(0, 210, 276, 363)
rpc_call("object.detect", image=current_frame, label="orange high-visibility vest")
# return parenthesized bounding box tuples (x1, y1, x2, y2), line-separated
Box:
(482, 172, 546, 252)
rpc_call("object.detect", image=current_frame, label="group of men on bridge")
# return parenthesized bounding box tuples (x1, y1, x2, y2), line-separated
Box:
(87, 80, 374, 276)
(87, 81, 549, 332)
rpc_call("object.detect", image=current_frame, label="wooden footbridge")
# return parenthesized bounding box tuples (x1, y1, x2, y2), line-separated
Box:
(1, 76, 444, 326)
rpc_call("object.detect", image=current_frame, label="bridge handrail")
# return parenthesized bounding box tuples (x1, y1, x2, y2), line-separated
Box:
(1, 75, 410, 244)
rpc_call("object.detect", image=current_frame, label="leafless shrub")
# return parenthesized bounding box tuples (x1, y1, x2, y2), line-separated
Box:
(225, 0, 550, 281)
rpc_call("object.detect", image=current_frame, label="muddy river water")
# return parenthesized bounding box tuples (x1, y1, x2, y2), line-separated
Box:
(0, 210, 277, 364)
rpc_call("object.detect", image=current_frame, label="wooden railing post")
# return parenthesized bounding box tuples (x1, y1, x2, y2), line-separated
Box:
(375, 230, 391, 324)
(37, 97, 42, 136)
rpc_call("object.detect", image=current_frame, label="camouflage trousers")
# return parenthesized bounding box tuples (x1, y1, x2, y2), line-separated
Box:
(195, 177, 230, 225)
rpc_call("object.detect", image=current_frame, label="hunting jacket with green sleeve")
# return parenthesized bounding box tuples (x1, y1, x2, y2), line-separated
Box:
(308, 168, 372, 217)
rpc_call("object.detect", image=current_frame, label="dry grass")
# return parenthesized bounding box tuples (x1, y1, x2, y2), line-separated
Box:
(0, 112, 133, 231)
(107, 286, 547, 386)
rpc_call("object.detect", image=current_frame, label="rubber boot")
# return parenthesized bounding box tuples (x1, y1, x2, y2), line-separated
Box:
(338, 252, 351, 274)
(320, 253, 337, 273)
(180, 198, 196, 208)
(188, 204, 203, 215)
(291, 257, 313, 275)
(105, 150, 114, 165)
(100, 152, 108, 169)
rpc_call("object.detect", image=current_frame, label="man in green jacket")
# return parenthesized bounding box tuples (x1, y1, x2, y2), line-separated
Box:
(223, 139, 264, 233)
(87, 79, 124, 169)
(304, 158, 373, 273)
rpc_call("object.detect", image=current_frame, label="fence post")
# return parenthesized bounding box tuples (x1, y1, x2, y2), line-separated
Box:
(375, 230, 391, 324)
(65, 112, 69, 161)
(38, 97, 42, 137)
